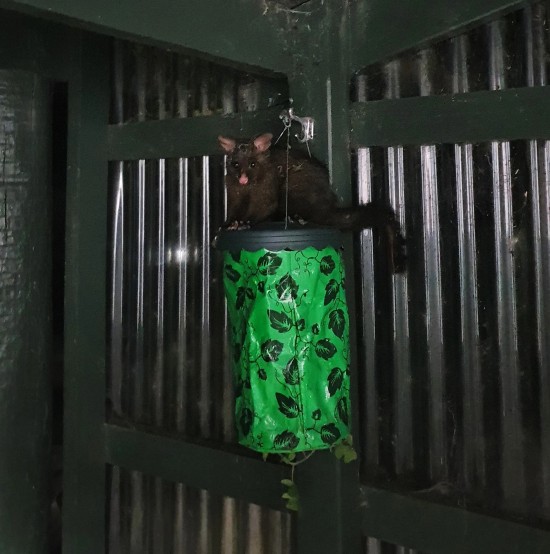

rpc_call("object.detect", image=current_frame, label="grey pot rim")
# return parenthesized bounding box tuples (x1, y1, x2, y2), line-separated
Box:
(215, 222, 344, 251)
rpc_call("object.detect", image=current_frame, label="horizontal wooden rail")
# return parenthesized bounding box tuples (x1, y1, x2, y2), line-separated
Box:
(0, 0, 289, 74)
(0, 10, 77, 80)
(107, 108, 283, 160)
(104, 424, 289, 512)
(362, 485, 550, 553)
(351, 86, 550, 147)
(351, 0, 533, 70)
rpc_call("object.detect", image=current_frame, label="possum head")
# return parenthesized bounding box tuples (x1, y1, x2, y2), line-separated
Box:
(218, 133, 273, 186)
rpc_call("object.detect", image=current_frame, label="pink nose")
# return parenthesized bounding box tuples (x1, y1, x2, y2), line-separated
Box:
(239, 174, 248, 185)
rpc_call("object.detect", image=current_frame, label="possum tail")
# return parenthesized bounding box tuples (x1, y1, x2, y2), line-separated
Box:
(324, 203, 407, 273)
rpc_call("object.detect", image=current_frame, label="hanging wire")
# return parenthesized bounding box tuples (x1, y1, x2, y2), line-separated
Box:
(274, 122, 289, 146)
(276, 108, 315, 229)
(285, 123, 291, 229)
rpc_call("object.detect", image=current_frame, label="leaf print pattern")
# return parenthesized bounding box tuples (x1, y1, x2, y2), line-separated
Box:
(283, 358, 300, 385)
(240, 408, 253, 436)
(276, 273, 299, 302)
(268, 310, 293, 333)
(223, 246, 350, 453)
(321, 423, 341, 445)
(276, 393, 300, 418)
(225, 264, 241, 282)
(274, 431, 300, 450)
(315, 339, 337, 360)
(320, 255, 335, 275)
(324, 279, 339, 305)
(336, 397, 349, 426)
(261, 340, 283, 362)
(236, 287, 247, 310)
(327, 368, 344, 397)
(257, 252, 282, 275)
(328, 309, 346, 339)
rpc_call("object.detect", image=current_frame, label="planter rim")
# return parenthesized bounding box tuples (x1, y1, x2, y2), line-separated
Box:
(215, 222, 344, 251)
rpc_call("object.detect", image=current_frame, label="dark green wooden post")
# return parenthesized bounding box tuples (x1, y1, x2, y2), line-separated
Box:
(63, 32, 109, 553)
(285, 2, 361, 553)
(0, 70, 52, 554)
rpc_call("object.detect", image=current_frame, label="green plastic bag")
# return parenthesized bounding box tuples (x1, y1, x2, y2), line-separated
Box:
(223, 244, 351, 453)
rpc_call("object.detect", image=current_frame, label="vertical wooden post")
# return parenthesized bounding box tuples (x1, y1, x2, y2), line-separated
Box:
(0, 69, 52, 554)
(286, 2, 361, 552)
(63, 32, 109, 554)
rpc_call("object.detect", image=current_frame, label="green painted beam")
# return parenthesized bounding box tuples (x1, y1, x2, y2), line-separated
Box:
(351, 0, 533, 71)
(0, 9, 76, 80)
(362, 485, 550, 553)
(107, 108, 284, 160)
(350, 86, 550, 147)
(0, 0, 290, 75)
(104, 424, 290, 512)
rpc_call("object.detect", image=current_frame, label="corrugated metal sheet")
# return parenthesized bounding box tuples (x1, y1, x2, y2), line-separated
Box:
(108, 43, 232, 437)
(107, 41, 294, 554)
(356, 3, 550, 551)
(108, 467, 293, 554)
(109, 154, 227, 435)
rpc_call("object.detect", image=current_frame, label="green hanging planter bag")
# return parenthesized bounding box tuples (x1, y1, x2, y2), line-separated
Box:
(218, 225, 351, 454)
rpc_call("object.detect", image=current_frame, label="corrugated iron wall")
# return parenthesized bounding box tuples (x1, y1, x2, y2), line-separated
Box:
(105, 3, 550, 550)
(108, 468, 291, 554)
(356, 3, 550, 551)
(106, 41, 294, 553)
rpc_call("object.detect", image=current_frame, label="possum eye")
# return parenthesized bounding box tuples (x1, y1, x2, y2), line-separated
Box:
(249, 161, 256, 168)
(231, 161, 240, 169)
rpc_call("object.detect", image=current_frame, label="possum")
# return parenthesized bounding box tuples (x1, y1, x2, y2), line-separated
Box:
(218, 133, 406, 271)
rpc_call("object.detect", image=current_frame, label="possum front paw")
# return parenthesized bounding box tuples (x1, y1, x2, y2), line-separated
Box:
(225, 220, 251, 230)
(212, 220, 252, 248)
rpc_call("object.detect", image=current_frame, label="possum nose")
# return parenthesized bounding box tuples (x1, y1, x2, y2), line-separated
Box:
(239, 173, 249, 185)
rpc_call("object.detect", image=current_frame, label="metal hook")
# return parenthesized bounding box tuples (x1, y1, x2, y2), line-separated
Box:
(279, 108, 315, 143)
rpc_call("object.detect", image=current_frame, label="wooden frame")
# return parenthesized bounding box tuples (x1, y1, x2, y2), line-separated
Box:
(1, 1, 549, 552)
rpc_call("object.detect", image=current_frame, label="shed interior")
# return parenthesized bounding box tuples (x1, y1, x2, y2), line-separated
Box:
(0, 0, 549, 553)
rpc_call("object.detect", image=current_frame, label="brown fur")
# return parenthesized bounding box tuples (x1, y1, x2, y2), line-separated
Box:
(218, 133, 406, 271)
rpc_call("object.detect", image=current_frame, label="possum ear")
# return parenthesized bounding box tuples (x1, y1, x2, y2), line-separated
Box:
(218, 135, 236, 153)
(253, 133, 273, 153)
